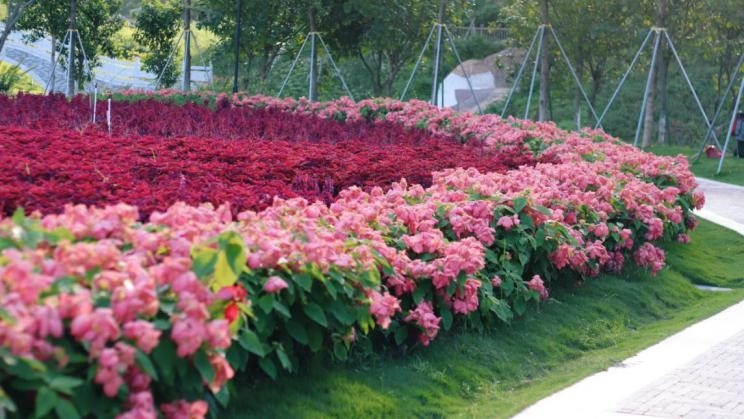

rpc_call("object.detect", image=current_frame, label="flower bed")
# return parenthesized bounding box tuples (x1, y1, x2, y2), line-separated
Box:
(0, 93, 703, 418)
(0, 125, 529, 217)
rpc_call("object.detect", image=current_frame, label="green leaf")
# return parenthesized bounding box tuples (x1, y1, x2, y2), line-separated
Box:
(213, 251, 238, 291)
(328, 300, 354, 325)
(285, 319, 309, 345)
(441, 307, 453, 330)
(152, 339, 176, 386)
(413, 286, 426, 304)
(258, 357, 277, 379)
(303, 303, 328, 327)
(513, 297, 527, 316)
(275, 346, 293, 372)
(513, 197, 528, 213)
(214, 386, 230, 407)
(54, 398, 81, 419)
(306, 325, 323, 352)
(47, 376, 83, 395)
(193, 350, 215, 384)
(11, 207, 25, 225)
(490, 298, 514, 323)
(0, 386, 16, 413)
(135, 350, 159, 381)
(394, 326, 408, 345)
(238, 330, 267, 357)
(191, 246, 217, 280)
(257, 294, 274, 314)
(333, 342, 348, 361)
(273, 300, 291, 318)
(294, 273, 312, 291)
(34, 387, 57, 418)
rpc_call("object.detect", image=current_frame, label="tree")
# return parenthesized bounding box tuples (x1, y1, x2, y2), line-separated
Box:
(340, 0, 441, 97)
(16, 0, 122, 92)
(134, 0, 181, 88)
(0, 0, 39, 56)
(197, 0, 301, 92)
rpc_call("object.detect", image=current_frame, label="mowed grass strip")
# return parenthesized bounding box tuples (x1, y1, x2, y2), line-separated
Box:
(223, 219, 744, 418)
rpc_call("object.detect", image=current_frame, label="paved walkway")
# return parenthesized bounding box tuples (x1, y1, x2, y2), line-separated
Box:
(514, 178, 744, 419)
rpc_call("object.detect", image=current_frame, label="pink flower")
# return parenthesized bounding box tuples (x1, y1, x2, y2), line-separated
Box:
(405, 301, 441, 346)
(123, 321, 162, 354)
(452, 278, 481, 315)
(206, 320, 231, 350)
(95, 348, 124, 397)
(676, 234, 690, 244)
(496, 214, 520, 231)
(160, 400, 209, 419)
(491, 275, 502, 287)
(207, 355, 234, 393)
(263, 276, 288, 294)
(170, 316, 206, 357)
(70, 308, 121, 355)
(216, 285, 248, 301)
(527, 275, 549, 301)
(633, 242, 665, 275)
(369, 291, 401, 329)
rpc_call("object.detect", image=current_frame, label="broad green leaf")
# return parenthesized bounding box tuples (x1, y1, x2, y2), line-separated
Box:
(238, 330, 267, 357)
(135, 350, 159, 381)
(333, 342, 348, 361)
(513, 197, 528, 213)
(303, 303, 328, 327)
(193, 350, 215, 384)
(285, 319, 309, 345)
(258, 357, 277, 380)
(47, 376, 83, 395)
(34, 386, 57, 418)
(213, 252, 238, 291)
(54, 398, 81, 419)
(441, 307, 453, 331)
(275, 346, 292, 372)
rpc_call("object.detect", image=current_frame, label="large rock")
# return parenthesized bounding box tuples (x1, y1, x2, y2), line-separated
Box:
(441, 47, 525, 113)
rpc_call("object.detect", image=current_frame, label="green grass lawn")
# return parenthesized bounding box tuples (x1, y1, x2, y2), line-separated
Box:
(649, 144, 744, 187)
(222, 219, 744, 418)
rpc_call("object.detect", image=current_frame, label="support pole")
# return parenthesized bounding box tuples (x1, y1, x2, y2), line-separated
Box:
(277, 34, 309, 97)
(156, 30, 184, 88)
(182, 0, 192, 91)
(233, 0, 242, 93)
(595, 30, 653, 128)
(400, 24, 436, 101)
(633, 29, 661, 147)
(501, 26, 540, 118)
(444, 25, 482, 113)
(66, 0, 77, 97)
(695, 52, 744, 161)
(431, 24, 444, 106)
(190, 32, 215, 92)
(309, 32, 317, 101)
(525, 25, 545, 120)
(317, 34, 354, 100)
(549, 26, 600, 125)
(717, 75, 744, 174)
(45, 30, 71, 93)
(431, 0, 446, 106)
(663, 31, 721, 149)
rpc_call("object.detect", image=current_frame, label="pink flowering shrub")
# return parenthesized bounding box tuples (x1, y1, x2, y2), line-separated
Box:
(0, 94, 703, 417)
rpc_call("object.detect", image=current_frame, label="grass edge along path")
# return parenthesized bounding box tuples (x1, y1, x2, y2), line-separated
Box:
(222, 219, 744, 418)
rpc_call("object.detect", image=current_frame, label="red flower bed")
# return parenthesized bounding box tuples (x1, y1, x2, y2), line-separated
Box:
(0, 125, 531, 218)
